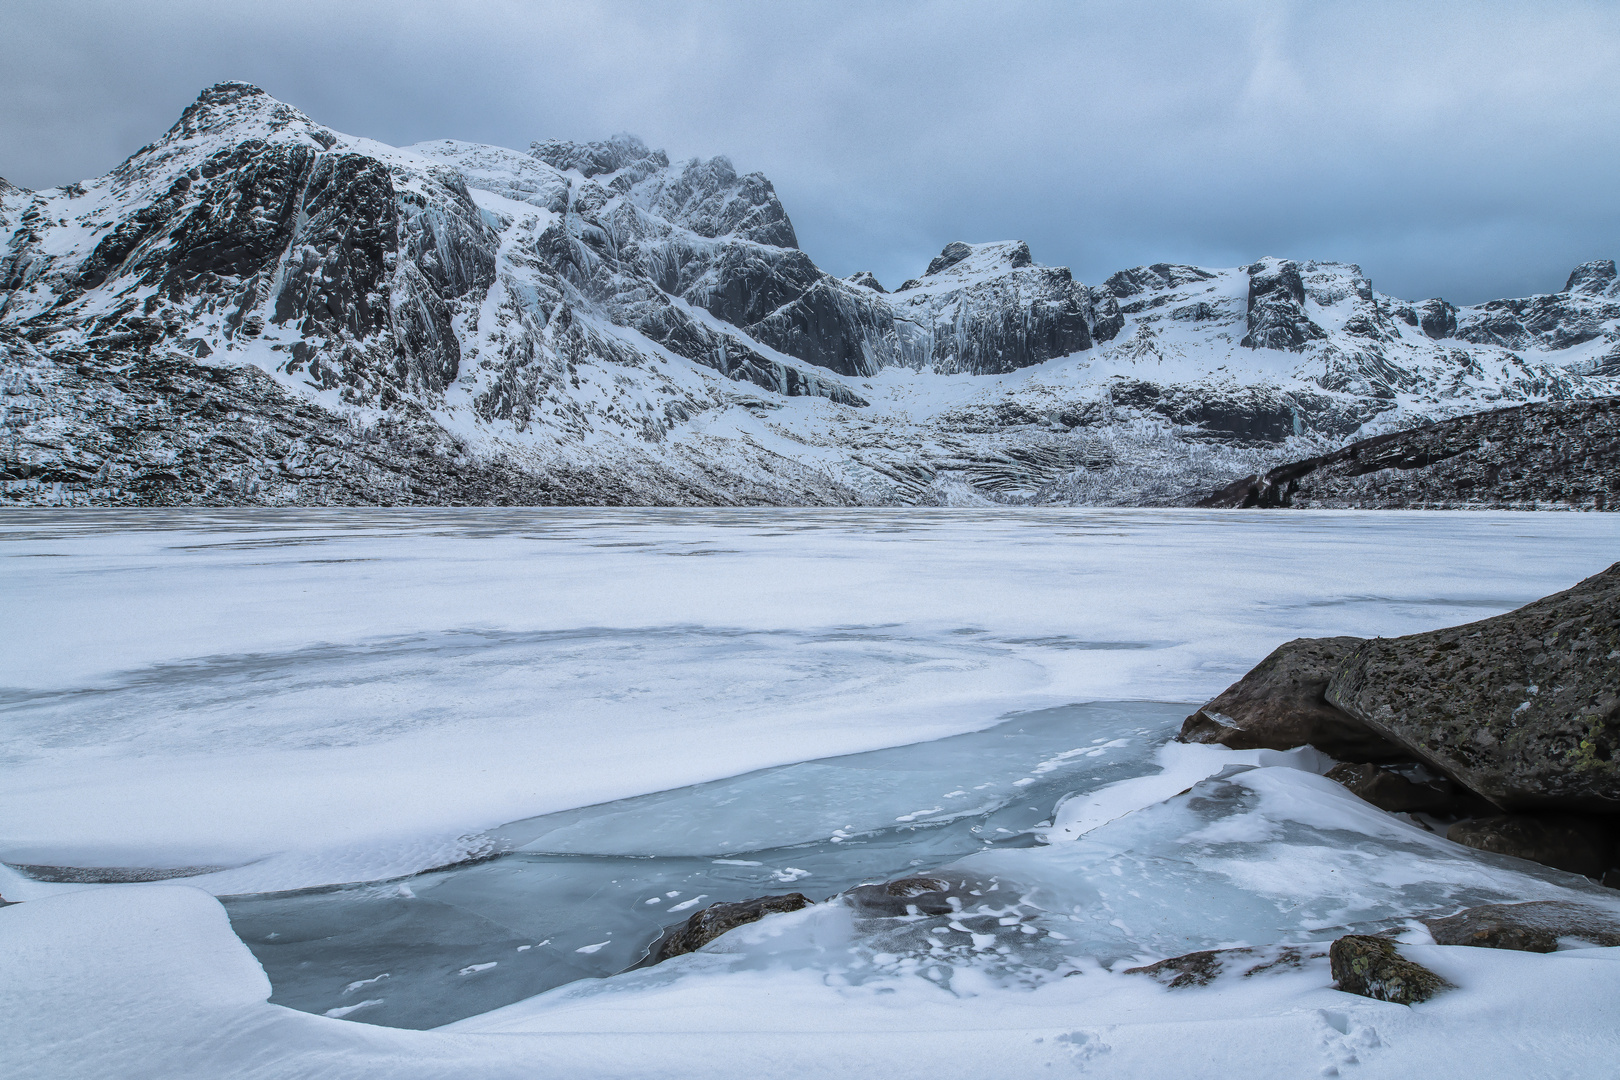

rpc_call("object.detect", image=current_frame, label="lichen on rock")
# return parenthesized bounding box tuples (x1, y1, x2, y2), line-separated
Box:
(1329, 935, 1450, 1005)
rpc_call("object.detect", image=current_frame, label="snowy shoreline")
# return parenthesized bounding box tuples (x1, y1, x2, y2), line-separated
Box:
(3, 508, 1619, 1078)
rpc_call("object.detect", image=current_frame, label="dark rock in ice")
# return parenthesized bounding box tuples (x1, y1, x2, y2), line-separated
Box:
(840, 874, 967, 918)
(1326, 762, 1480, 815)
(641, 893, 811, 964)
(1179, 636, 1404, 762)
(1125, 949, 1231, 988)
(1446, 815, 1617, 878)
(1424, 900, 1620, 952)
(1327, 561, 1620, 815)
(1330, 935, 1450, 1004)
(1125, 944, 1320, 989)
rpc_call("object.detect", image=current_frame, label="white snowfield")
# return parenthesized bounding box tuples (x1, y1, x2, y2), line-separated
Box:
(3, 507, 1614, 893)
(3, 508, 1620, 1078)
(5, 880, 1620, 1080)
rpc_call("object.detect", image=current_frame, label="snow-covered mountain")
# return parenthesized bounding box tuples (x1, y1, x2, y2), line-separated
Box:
(3, 82, 1618, 506)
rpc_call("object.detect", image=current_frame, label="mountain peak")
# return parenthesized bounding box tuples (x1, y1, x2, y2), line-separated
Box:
(924, 240, 1033, 277)
(1565, 259, 1618, 297)
(530, 133, 668, 178)
(157, 81, 334, 152)
(896, 241, 1039, 291)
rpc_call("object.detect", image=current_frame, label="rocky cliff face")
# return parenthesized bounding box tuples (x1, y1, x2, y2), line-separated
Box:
(1198, 397, 1620, 511)
(4, 83, 1619, 507)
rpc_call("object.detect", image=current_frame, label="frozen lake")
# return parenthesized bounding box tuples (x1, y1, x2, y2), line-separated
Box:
(3, 509, 1619, 1078)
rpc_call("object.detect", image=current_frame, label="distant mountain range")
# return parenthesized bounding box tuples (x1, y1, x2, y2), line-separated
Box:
(3, 82, 1617, 507)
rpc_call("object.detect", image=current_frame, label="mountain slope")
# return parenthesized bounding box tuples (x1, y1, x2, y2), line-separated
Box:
(3, 83, 1619, 507)
(1197, 396, 1620, 511)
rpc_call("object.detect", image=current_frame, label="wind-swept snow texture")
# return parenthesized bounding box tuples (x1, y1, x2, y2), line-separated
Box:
(2, 507, 1616, 892)
(4, 82, 1620, 507)
(4, 509, 1620, 1078)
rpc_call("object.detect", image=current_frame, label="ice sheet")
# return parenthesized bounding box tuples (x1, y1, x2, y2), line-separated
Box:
(5, 508, 1620, 1078)
(5, 871, 1619, 1080)
(2, 508, 1616, 892)
(222, 701, 1177, 1029)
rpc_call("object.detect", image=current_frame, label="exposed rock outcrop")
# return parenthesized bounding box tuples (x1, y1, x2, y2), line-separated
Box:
(1181, 567, 1620, 880)
(1329, 935, 1450, 1004)
(1124, 944, 1319, 989)
(639, 893, 811, 965)
(1179, 637, 1405, 761)
(1199, 397, 1620, 510)
(840, 875, 966, 917)
(887, 241, 1103, 374)
(1423, 900, 1620, 951)
(1325, 762, 1482, 815)
(1327, 563, 1620, 815)
(1241, 258, 1328, 351)
(1445, 816, 1617, 878)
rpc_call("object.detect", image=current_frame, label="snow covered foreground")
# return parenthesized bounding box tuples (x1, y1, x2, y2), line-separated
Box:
(5, 878, 1620, 1080)
(3, 508, 1620, 1078)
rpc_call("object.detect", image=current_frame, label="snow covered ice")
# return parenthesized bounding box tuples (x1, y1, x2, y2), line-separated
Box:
(3, 507, 1620, 1078)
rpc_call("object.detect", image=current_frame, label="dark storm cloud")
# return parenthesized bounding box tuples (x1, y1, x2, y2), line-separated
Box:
(4, 0, 1618, 304)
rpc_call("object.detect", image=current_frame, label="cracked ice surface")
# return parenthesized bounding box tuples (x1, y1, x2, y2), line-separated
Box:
(4, 508, 1620, 1078)
(1, 507, 1617, 893)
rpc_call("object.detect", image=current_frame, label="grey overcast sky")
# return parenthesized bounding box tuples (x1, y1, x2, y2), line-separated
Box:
(3, 0, 1617, 304)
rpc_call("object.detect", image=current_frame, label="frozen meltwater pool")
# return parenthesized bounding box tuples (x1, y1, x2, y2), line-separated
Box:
(222, 701, 1172, 1028)
(221, 701, 1620, 1031)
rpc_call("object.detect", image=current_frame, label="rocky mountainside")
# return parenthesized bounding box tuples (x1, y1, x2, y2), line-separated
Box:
(1198, 396, 1620, 511)
(4, 82, 1619, 506)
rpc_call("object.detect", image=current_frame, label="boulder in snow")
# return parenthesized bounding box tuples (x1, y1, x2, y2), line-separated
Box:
(1328, 562, 1620, 814)
(640, 893, 811, 965)
(1179, 636, 1404, 762)
(1330, 935, 1450, 1004)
